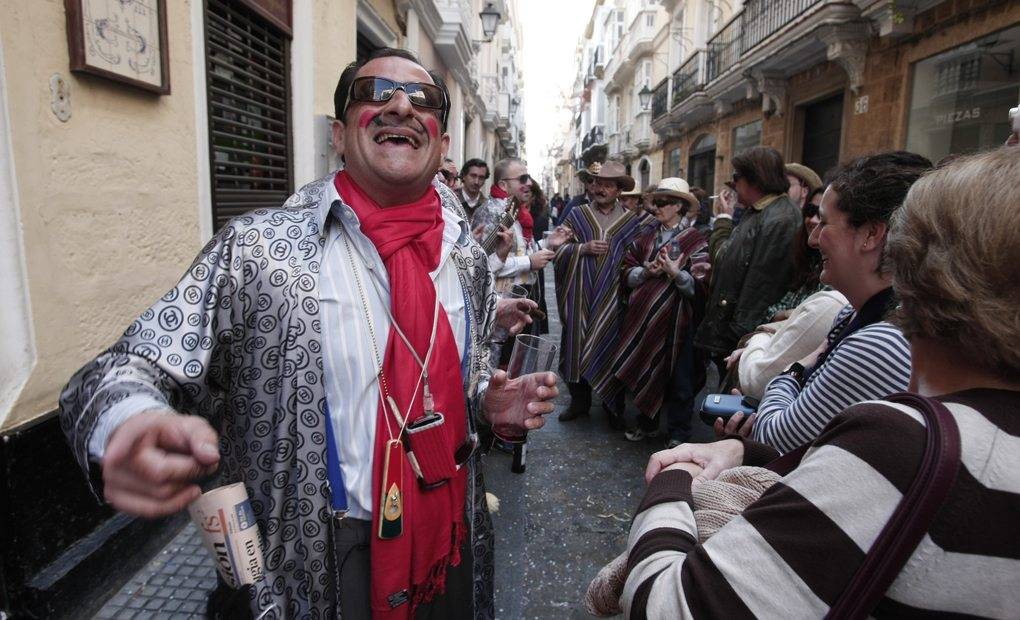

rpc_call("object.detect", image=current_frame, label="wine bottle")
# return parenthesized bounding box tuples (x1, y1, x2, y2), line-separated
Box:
(511, 442, 526, 474)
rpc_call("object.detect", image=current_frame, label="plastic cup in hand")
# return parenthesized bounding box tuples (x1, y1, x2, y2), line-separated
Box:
(492, 334, 558, 444)
(507, 284, 530, 299)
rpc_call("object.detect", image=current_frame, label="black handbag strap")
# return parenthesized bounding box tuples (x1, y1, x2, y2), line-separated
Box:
(765, 393, 961, 617)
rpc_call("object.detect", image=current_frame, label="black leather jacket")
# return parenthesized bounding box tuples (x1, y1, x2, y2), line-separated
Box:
(695, 194, 802, 355)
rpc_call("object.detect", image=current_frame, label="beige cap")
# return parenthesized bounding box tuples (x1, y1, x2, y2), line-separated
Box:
(649, 177, 699, 210)
(785, 163, 823, 191)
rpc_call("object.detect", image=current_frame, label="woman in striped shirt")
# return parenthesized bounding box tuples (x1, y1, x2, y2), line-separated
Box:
(622, 147, 1020, 618)
(718, 152, 933, 453)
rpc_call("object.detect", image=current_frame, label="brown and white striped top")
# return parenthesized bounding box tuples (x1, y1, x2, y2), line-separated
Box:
(622, 389, 1020, 619)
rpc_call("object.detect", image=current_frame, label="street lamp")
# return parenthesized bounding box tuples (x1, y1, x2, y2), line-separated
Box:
(479, 3, 501, 41)
(638, 85, 653, 111)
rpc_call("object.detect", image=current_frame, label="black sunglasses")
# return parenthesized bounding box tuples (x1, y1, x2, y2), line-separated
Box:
(513, 174, 531, 184)
(652, 198, 681, 208)
(348, 76, 447, 111)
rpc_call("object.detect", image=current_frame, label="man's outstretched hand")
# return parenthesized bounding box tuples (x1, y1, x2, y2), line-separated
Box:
(483, 370, 558, 431)
(102, 411, 220, 518)
(495, 298, 538, 336)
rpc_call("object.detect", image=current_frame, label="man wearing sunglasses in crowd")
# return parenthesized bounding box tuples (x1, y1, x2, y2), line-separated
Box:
(59, 48, 561, 619)
(438, 157, 461, 193)
(470, 158, 572, 300)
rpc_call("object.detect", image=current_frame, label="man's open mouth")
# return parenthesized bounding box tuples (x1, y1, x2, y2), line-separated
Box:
(374, 133, 421, 148)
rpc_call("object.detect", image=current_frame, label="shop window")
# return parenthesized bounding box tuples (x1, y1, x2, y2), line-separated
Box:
(731, 119, 762, 156)
(907, 24, 1020, 162)
(668, 147, 681, 176)
(688, 134, 716, 192)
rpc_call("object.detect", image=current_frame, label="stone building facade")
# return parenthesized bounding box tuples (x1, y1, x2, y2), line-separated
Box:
(652, 0, 1020, 191)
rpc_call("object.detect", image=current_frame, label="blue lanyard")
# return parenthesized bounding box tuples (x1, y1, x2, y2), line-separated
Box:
(323, 404, 348, 512)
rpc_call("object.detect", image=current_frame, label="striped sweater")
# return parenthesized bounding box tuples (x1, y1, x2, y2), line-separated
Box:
(622, 389, 1020, 619)
(753, 305, 911, 453)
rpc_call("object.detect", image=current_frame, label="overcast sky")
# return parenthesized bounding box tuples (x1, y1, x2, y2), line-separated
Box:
(520, 0, 596, 181)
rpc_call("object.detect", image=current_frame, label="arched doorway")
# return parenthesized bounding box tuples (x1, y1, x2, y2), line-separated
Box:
(639, 158, 651, 190)
(687, 134, 716, 191)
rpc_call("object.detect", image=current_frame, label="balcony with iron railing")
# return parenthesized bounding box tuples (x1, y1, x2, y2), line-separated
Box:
(705, 15, 742, 83)
(651, 0, 871, 141)
(672, 51, 705, 108)
(651, 78, 669, 120)
(741, 0, 824, 54)
(581, 124, 606, 152)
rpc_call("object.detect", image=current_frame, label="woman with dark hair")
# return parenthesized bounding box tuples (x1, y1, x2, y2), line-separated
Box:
(621, 147, 1020, 619)
(720, 152, 931, 452)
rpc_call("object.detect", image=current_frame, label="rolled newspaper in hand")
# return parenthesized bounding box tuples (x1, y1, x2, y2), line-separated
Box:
(188, 483, 265, 588)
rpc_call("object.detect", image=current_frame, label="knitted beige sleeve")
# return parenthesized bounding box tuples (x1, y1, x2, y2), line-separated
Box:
(692, 466, 782, 541)
(583, 466, 782, 614)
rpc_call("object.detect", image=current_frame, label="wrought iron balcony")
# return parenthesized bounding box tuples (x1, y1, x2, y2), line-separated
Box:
(651, 78, 669, 119)
(706, 15, 742, 83)
(581, 124, 606, 152)
(741, 0, 824, 53)
(672, 51, 705, 108)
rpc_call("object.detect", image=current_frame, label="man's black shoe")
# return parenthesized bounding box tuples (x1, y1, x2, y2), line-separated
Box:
(607, 411, 626, 431)
(559, 407, 590, 422)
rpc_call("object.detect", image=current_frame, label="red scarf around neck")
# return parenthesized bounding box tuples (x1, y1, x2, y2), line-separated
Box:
(491, 184, 534, 241)
(335, 172, 467, 617)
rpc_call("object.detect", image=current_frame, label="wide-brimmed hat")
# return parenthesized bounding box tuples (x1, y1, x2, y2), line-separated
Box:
(577, 161, 602, 183)
(620, 188, 644, 198)
(785, 163, 823, 192)
(588, 161, 636, 192)
(649, 177, 699, 210)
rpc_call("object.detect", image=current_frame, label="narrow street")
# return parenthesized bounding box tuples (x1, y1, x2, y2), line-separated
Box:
(93, 267, 715, 619)
(483, 267, 715, 618)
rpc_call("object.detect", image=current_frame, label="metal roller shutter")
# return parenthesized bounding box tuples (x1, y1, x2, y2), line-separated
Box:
(205, 0, 292, 230)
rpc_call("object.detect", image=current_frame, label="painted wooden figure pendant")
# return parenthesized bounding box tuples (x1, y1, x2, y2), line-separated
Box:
(378, 438, 404, 539)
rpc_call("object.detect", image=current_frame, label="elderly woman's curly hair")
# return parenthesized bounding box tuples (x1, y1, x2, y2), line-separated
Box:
(886, 147, 1020, 381)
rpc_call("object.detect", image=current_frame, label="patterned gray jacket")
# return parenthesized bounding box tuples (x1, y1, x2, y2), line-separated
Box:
(59, 174, 498, 618)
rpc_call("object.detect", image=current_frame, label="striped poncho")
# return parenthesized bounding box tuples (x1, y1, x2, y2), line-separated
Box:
(554, 203, 648, 397)
(613, 224, 709, 418)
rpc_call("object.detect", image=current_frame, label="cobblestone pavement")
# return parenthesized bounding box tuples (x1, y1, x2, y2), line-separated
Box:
(93, 523, 215, 619)
(94, 265, 715, 618)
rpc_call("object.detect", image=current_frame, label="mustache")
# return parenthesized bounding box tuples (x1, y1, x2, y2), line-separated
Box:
(369, 114, 425, 135)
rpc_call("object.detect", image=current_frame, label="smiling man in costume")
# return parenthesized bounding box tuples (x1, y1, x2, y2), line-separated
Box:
(59, 48, 557, 619)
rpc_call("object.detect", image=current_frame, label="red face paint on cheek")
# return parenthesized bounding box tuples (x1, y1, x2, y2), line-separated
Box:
(424, 117, 439, 139)
(358, 110, 376, 129)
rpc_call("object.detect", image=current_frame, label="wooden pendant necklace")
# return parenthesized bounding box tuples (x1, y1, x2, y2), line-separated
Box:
(339, 226, 440, 540)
